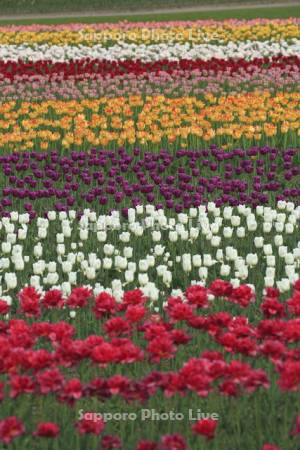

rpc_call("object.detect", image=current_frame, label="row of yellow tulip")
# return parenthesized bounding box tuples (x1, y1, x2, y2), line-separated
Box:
(0, 91, 299, 150)
(0, 21, 300, 45)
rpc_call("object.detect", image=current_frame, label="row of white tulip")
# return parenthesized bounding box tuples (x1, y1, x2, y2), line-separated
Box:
(0, 201, 299, 305)
(0, 39, 299, 62)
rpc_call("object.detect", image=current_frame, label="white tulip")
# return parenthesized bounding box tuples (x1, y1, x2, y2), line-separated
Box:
(182, 254, 192, 272)
(286, 202, 295, 212)
(189, 227, 199, 240)
(0, 258, 10, 269)
(247, 221, 257, 231)
(38, 228, 47, 239)
(162, 270, 172, 286)
(76, 252, 85, 262)
(123, 247, 133, 259)
(198, 267, 208, 279)
(56, 233, 64, 243)
(236, 227, 245, 238)
(236, 266, 248, 279)
(128, 209, 136, 223)
(86, 267, 96, 280)
(266, 255, 276, 267)
(211, 236, 221, 247)
(10, 211, 18, 222)
(285, 265, 295, 277)
(285, 223, 294, 234)
(115, 256, 127, 270)
(223, 207, 232, 220)
(231, 216, 240, 227)
(62, 261, 72, 273)
(216, 249, 224, 261)
(48, 262, 57, 273)
(97, 231, 107, 242)
(138, 273, 149, 286)
(14, 258, 24, 271)
(19, 213, 30, 224)
(119, 232, 131, 242)
(139, 259, 149, 272)
(207, 202, 216, 212)
(30, 276, 40, 288)
(278, 246, 288, 257)
(178, 213, 188, 224)
(276, 278, 290, 293)
(157, 265, 167, 276)
(266, 267, 275, 278)
(1, 242, 11, 254)
(68, 272, 77, 284)
(263, 244, 273, 256)
(192, 255, 202, 267)
(285, 253, 294, 265)
(256, 205, 264, 216)
(146, 255, 155, 267)
(5, 223, 14, 234)
(275, 222, 284, 232)
(57, 244, 65, 256)
(263, 222, 272, 233)
(102, 258, 112, 270)
(254, 237, 264, 248)
(246, 254, 258, 267)
(152, 231, 161, 242)
(169, 231, 178, 242)
(68, 210, 76, 220)
(5, 272, 17, 290)
(142, 282, 159, 301)
(220, 264, 231, 276)
(154, 245, 165, 256)
(133, 225, 144, 236)
(225, 247, 238, 260)
(128, 262, 136, 272)
(47, 211, 56, 220)
(46, 272, 59, 285)
(277, 200, 286, 210)
(136, 205, 144, 215)
(274, 235, 283, 246)
(189, 208, 197, 218)
(230, 278, 240, 287)
(18, 228, 27, 240)
(264, 276, 274, 287)
(79, 229, 88, 241)
(59, 212, 67, 221)
(203, 254, 213, 267)
(210, 223, 219, 234)
(33, 261, 46, 275)
(33, 243, 43, 258)
(125, 270, 134, 283)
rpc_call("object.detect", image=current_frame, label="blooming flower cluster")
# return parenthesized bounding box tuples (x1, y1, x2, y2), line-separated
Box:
(0, 281, 299, 448)
(0, 202, 300, 300)
(1, 39, 300, 62)
(0, 92, 299, 151)
(1, 19, 300, 45)
(1, 146, 300, 217)
(1, 56, 299, 101)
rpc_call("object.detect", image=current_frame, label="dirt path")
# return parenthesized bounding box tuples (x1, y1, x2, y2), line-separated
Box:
(0, 1, 300, 20)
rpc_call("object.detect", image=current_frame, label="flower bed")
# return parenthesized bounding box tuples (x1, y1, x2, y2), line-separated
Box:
(0, 16, 300, 450)
(0, 282, 299, 448)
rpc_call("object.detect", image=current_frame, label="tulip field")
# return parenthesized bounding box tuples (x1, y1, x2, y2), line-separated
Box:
(0, 15, 300, 450)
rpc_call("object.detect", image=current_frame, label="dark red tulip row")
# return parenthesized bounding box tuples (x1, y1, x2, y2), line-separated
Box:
(0, 55, 299, 81)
